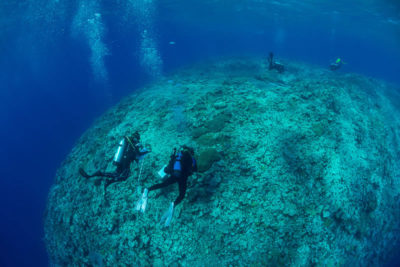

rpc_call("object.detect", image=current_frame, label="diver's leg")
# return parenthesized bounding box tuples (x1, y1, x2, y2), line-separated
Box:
(104, 168, 131, 190)
(79, 168, 103, 178)
(118, 168, 130, 181)
(138, 176, 177, 213)
(81, 168, 119, 179)
(105, 171, 127, 188)
(174, 179, 188, 206)
(148, 176, 177, 192)
(104, 177, 119, 189)
(101, 172, 120, 178)
(79, 168, 91, 178)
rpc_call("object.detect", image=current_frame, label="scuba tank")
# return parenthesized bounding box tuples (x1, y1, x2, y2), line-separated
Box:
(113, 138, 126, 165)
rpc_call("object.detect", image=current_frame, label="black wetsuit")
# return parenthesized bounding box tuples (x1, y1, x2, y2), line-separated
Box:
(268, 52, 285, 73)
(80, 137, 148, 188)
(148, 151, 197, 206)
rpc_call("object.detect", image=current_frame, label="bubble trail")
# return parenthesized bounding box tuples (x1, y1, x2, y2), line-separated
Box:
(72, 0, 109, 83)
(127, 0, 163, 79)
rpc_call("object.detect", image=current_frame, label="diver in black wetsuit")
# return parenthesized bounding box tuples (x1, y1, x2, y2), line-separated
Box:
(150, 146, 197, 206)
(268, 52, 285, 73)
(136, 145, 197, 227)
(79, 131, 150, 189)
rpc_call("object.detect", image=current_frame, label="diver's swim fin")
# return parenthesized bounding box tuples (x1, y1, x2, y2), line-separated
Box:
(160, 202, 174, 227)
(136, 188, 148, 213)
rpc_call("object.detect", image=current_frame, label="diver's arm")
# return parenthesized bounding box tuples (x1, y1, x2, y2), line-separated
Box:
(164, 159, 174, 175)
(164, 148, 176, 174)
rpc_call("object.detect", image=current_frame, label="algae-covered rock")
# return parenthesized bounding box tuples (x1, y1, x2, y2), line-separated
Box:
(44, 58, 400, 266)
(213, 101, 227, 109)
(195, 133, 230, 147)
(197, 148, 221, 172)
(191, 127, 208, 138)
(205, 113, 231, 132)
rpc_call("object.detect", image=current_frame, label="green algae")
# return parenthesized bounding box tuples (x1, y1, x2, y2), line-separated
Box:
(197, 148, 221, 172)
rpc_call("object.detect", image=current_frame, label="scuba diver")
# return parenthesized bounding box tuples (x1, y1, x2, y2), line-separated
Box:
(330, 58, 344, 71)
(136, 145, 197, 227)
(79, 131, 151, 189)
(268, 52, 285, 73)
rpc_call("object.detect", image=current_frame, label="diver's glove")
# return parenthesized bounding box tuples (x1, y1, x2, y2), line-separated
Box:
(160, 202, 174, 227)
(136, 188, 148, 213)
(137, 147, 150, 161)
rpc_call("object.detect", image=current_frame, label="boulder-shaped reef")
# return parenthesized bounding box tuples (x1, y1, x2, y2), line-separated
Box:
(44, 58, 400, 266)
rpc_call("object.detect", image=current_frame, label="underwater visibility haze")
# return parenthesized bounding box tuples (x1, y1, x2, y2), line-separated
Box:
(1, 0, 400, 266)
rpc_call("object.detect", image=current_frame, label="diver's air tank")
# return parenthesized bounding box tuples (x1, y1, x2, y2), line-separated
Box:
(113, 138, 126, 164)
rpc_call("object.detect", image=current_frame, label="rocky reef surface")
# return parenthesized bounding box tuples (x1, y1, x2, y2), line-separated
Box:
(44, 58, 400, 266)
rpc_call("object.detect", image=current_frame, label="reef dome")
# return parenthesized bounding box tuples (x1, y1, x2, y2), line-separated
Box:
(45, 58, 400, 266)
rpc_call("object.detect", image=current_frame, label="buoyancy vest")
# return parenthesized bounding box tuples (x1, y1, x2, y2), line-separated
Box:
(173, 151, 196, 177)
(173, 152, 183, 172)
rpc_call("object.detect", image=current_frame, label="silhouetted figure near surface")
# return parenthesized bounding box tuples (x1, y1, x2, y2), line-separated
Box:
(268, 52, 285, 73)
(330, 58, 344, 71)
(79, 131, 150, 189)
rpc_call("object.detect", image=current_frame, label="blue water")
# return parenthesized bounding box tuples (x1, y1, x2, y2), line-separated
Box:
(1, 0, 400, 266)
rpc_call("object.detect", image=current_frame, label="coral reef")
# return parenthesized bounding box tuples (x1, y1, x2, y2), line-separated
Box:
(44, 58, 400, 266)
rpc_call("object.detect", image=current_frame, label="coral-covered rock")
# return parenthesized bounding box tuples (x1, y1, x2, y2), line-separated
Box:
(44, 58, 400, 266)
(197, 148, 221, 172)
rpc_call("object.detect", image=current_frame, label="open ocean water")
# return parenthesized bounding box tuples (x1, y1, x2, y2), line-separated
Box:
(1, 0, 400, 266)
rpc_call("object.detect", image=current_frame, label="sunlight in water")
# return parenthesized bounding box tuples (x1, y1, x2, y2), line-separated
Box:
(127, 0, 163, 78)
(72, 0, 109, 83)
